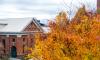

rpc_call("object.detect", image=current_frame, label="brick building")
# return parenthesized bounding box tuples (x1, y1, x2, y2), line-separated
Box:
(0, 18, 43, 57)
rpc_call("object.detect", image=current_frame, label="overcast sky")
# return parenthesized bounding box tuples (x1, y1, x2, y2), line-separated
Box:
(0, 0, 96, 20)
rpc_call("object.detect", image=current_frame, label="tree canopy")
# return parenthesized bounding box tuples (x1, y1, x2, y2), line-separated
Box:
(27, 6, 100, 60)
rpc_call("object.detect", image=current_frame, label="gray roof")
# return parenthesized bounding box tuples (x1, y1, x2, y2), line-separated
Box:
(0, 18, 43, 33)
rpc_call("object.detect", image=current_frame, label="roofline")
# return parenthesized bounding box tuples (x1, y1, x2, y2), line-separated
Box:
(0, 33, 27, 36)
(32, 18, 44, 32)
(21, 18, 33, 32)
(0, 31, 42, 35)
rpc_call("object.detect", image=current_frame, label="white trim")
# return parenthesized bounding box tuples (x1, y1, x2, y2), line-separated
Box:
(6, 35, 9, 37)
(0, 34, 27, 36)
(17, 34, 22, 37)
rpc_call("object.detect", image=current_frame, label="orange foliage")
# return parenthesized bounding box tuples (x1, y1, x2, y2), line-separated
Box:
(27, 7, 100, 60)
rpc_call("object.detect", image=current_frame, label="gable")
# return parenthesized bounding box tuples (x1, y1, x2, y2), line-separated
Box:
(23, 21, 41, 32)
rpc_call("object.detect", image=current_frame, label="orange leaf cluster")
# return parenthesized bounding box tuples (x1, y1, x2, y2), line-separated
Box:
(27, 7, 100, 60)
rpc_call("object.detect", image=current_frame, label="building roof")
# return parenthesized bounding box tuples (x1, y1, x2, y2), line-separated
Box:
(41, 26, 50, 33)
(0, 18, 43, 33)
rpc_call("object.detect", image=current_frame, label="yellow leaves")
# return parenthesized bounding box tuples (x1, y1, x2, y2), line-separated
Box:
(26, 8, 100, 60)
(62, 57, 71, 60)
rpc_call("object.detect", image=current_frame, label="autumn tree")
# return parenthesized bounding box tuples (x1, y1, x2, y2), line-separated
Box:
(27, 6, 100, 60)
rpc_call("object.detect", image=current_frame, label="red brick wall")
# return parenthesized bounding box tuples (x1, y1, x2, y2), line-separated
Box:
(0, 34, 35, 56)
(0, 19, 41, 56)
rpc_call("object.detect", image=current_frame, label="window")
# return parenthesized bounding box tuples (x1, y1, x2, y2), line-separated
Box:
(2, 39, 5, 48)
(12, 38, 15, 42)
(12, 38, 16, 46)
(2, 39, 6, 53)
(23, 45, 25, 53)
(23, 38, 25, 42)
(31, 39, 34, 47)
(23, 38, 26, 53)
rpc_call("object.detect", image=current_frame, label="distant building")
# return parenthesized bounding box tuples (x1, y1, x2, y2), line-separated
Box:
(97, 0, 100, 8)
(97, 0, 100, 13)
(0, 18, 43, 57)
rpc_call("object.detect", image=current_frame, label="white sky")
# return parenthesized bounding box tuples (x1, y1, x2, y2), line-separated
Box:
(0, 0, 96, 20)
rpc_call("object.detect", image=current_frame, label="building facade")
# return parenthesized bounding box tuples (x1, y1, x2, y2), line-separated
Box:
(0, 18, 43, 57)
